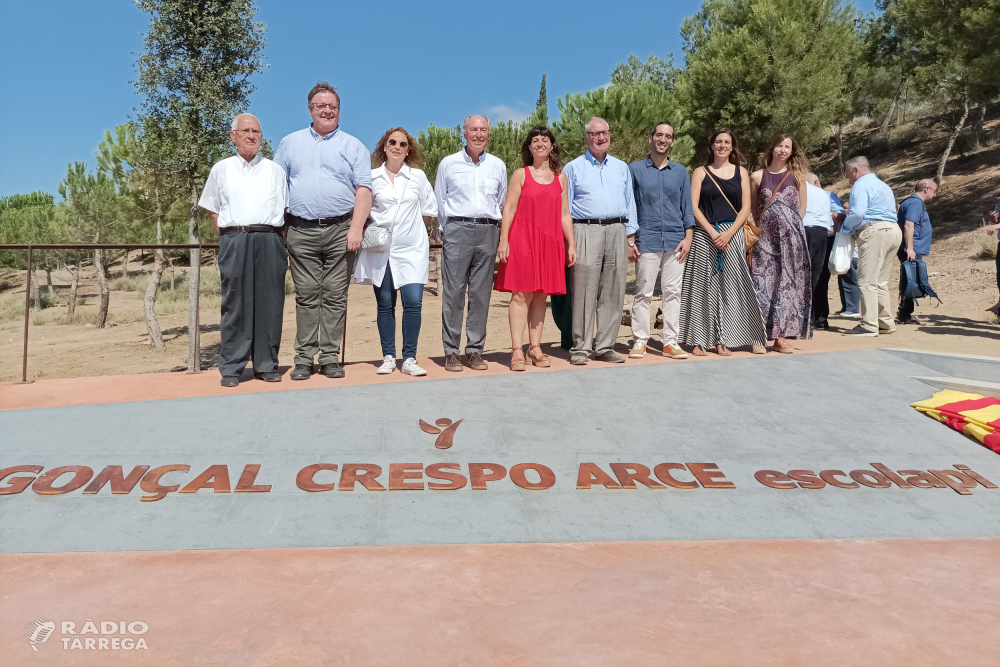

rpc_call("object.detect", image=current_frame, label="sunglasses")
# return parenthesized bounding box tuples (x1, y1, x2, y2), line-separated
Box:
(387, 138, 408, 149)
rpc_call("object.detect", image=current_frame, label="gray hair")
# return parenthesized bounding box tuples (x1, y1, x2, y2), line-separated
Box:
(463, 115, 490, 131)
(915, 178, 937, 192)
(844, 156, 871, 174)
(231, 113, 259, 131)
(807, 172, 821, 187)
(584, 116, 608, 133)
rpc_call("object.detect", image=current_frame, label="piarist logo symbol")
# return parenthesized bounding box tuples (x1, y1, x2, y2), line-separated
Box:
(25, 619, 55, 652)
(418, 418, 464, 449)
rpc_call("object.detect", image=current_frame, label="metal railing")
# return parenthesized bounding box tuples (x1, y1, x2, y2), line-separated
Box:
(0, 244, 219, 384)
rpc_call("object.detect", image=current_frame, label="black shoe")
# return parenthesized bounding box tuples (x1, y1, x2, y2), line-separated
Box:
(254, 371, 282, 382)
(289, 364, 313, 380)
(320, 362, 345, 378)
(220, 376, 240, 388)
(463, 352, 488, 370)
(812, 320, 830, 331)
(444, 353, 463, 372)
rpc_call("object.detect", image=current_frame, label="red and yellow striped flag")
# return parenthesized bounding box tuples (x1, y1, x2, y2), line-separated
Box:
(912, 390, 1000, 453)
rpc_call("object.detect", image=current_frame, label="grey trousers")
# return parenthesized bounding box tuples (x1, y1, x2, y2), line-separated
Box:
(218, 230, 287, 377)
(571, 223, 627, 356)
(441, 220, 500, 355)
(286, 221, 355, 366)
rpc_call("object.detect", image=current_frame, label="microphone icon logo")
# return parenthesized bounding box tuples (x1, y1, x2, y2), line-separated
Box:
(25, 619, 55, 652)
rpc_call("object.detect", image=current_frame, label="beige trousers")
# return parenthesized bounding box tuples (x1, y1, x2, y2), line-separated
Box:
(855, 220, 903, 333)
(631, 249, 684, 346)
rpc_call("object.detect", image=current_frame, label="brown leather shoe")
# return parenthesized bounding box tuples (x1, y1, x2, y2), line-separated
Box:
(463, 352, 488, 370)
(444, 353, 463, 372)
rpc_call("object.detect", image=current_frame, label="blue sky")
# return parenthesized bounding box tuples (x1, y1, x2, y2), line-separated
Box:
(0, 0, 876, 198)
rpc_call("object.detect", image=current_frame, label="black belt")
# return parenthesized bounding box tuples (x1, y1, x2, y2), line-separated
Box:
(448, 216, 500, 225)
(286, 211, 353, 227)
(573, 217, 627, 225)
(220, 225, 282, 234)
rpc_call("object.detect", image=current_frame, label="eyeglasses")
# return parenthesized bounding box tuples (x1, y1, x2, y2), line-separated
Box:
(654, 133, 674, 140)
(387, 138, 408, 149)
(586, 130, 610, 138)
(309, 103, 339, 112)
(233, 129, 262, 136)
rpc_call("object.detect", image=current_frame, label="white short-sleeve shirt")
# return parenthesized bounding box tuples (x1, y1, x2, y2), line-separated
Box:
(802, 182, 834, 231)
(198, 154, 288, 228)
(354, 164, 438, 288)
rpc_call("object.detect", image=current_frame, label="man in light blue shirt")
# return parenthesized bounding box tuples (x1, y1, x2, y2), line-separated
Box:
(551, 117, 637, 364)
(273, 82, 372, 379)
(841, 156, 902, 336)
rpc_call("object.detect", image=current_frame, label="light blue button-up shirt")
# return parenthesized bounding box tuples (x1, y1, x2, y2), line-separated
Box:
(843, 173, 897, 234)
(564, 151, 638, 234)
(273, 125, 373, 219)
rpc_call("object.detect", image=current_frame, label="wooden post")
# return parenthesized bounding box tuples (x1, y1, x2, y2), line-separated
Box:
(19, 246, 33, 384)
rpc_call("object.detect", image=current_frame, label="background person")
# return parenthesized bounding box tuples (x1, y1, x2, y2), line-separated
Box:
(896, 178, 938, 325)
(830, 191, 859, 317)
(749, 135, 813, 352)
(274, 82, 372, 380)
(495, 126, 576, 371)
(840, 156, 902, 337)
(986, 201, 1000, 322)
(354, 127, 437, 377)
(803, 173, 836, 330)
(559, 117, 637, 365)
(682, 129, 768, 356)
(627, 121, 694, 360)
(434, 115, 507, 372)
(198, 114, 288, 388)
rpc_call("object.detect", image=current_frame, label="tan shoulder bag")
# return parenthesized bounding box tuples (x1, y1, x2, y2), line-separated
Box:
(705, 166, 760, 267)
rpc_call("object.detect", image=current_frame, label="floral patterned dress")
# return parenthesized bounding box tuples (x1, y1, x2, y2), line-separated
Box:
(751, 170, 813, 340)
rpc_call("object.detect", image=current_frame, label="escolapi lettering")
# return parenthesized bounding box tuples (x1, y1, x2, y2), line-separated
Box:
(0, 463, 995, 499)
(59, 619, 149, 651)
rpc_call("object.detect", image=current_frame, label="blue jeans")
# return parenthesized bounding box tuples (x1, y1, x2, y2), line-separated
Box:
(838, 256, 860, 313)
(372, 264, 423, 359)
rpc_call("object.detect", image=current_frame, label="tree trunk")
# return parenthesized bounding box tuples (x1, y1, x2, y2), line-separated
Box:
(879, 77, 906, 136)
(94, 248, 110, 328)
(836, 125, 844, 175)
(28, 260, 41, 310)
(67, 257, 79, 317)
(144, 194, 166, 351)
(122, 249, 130, 279)
(45, 266, 54, 297)
(972, 103, 986, 135)
(187, 181, 201, 371)
(935, 88, 970, 185)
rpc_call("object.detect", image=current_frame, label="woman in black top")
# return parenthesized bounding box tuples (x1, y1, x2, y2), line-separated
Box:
(679, 129, 768, 355)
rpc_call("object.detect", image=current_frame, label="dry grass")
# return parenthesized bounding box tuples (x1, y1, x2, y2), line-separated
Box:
(974, 221, 999, 260)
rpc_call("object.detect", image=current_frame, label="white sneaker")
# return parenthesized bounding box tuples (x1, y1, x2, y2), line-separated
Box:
(401, 358, 427, 376)
(377, 355, 396, 374)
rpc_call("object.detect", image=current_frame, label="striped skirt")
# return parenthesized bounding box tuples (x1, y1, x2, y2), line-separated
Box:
(679, 224, 768, 348)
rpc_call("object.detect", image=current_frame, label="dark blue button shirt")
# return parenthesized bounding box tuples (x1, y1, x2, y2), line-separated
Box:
(628, 158, 695, 253)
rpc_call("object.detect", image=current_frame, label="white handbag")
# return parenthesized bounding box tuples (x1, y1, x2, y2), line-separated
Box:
(362, 174, 409, 251)
(828, 230, 855, 276)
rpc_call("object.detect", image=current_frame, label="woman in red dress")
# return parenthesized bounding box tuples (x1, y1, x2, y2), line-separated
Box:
(495, 126, 576, 371)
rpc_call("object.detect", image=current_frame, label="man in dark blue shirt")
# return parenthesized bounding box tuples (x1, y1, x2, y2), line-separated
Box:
(627, 122, 695, 359)
(895, 178, 937, 324)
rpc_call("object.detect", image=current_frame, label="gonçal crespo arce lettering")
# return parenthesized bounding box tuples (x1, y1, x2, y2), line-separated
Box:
(0, 462, 994, 501)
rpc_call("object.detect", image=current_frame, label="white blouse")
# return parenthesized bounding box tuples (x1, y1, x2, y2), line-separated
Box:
(354, 164, 438, 288)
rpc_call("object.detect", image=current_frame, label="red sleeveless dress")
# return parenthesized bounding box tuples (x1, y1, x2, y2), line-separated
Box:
(494, 167, 567, 294)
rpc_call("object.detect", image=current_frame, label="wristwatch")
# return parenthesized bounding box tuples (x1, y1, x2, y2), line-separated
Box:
(627, 239, 635, 247)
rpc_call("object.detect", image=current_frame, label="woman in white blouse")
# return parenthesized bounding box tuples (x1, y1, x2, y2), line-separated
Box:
(354, 127, 438, 376)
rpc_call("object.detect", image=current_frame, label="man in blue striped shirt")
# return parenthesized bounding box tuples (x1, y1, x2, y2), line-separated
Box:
(840, 156, 902, 336)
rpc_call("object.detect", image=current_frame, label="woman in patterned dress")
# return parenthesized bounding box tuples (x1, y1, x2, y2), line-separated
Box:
(680, 129, 768, 356)
(749, 135, 813, 353)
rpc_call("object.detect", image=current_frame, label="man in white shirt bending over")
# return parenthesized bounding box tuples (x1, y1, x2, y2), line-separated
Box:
(434, 115, 508, 372)
(802, 173, 836, 330)
(199, 113, 289, 387)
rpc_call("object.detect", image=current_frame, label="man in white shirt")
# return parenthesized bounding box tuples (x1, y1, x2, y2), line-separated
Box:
(434, 115, 508, 372)
(802, 173, 835, 330)
(199, 113, 289, 387)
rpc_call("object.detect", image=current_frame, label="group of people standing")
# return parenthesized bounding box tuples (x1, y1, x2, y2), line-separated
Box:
(199, 81, 943, 386)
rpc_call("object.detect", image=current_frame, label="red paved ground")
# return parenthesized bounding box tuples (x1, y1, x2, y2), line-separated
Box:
(2, 538, 998, 666)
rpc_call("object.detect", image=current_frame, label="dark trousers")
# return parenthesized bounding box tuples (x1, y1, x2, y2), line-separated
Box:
(897, 251, 924, 320)
(218, 230, 287, 377)
(805, 226, 834, 326)
(550, 265, 574, 350)
(286, 220, 354, 366)
(838, 257, 860, 313)
(373, 264, 423, 360)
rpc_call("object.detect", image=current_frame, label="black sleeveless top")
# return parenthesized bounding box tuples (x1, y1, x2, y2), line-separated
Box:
(699, 165, 742, 224)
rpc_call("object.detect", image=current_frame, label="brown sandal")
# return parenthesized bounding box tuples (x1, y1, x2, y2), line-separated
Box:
(692, 345, 708, 357)
(528, 345, 551, 367)
(773, 339, 794, 354)
(716, 344, 732, 357)
(511, 350, 526, 371)
(752, 344, 767, 355)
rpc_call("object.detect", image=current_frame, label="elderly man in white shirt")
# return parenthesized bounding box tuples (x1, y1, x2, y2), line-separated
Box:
(199, 113, 289, 387)
(434, 115, 508, 372)
(802, 173, 836, 330)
